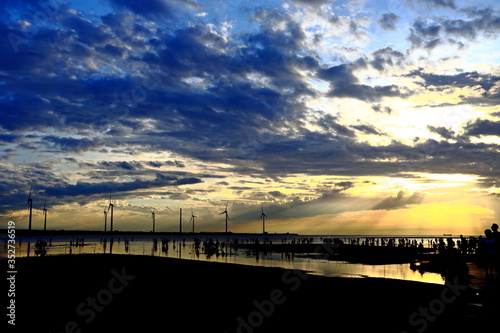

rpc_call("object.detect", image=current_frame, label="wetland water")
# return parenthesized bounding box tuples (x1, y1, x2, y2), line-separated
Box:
(6, 234, 449, 284)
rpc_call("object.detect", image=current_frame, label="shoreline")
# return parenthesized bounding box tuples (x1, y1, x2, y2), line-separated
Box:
(1, 229, 475, 237)
(9, 253, 495, 332)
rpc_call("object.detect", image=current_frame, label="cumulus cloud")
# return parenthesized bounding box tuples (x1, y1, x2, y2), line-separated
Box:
(463, 119, 500, 137)
(408, 5, 500, 49)
(318, 62, 410, 102)
(378, 12, 400, 31)
(427, 125, 455, 139)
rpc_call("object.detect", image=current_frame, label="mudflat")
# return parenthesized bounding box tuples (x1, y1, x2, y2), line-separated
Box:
(11, 254, 486, 333)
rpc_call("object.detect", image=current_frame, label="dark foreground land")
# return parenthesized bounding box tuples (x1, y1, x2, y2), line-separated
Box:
(9, 254, 497, 333)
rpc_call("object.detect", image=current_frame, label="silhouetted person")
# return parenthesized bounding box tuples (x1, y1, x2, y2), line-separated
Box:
(492, 223, 500, 274)
(481, 229, 496, 277)
(492, 223, 500, 253)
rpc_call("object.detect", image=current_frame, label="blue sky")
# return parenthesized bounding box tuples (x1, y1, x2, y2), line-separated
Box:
(1, 0, 499, 234)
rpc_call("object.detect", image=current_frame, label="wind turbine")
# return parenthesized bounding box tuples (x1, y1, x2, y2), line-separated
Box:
(259, 203, 267, 234)
(189, 208, 197, 233)
(179, 208, 182, 233)
(103, 205, 108, 232)
(108, 195, 114, 233)
(151, 210, 156, 233)
(220, 202, 230, 233)
(42, 198, 48, 231)
(27, 186, 33, 231)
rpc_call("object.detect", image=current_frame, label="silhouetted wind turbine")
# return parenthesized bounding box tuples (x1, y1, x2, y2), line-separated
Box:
(259, 203, 267, 234)
(179, 208, 182, 233)
(151, 210, 156, 233)
(27, 185, 33, 231)
(103, 205, 108, 232)
(42, 198, 48, 231)
(108, 195, 114, 233)
(220, 202, 230, 233)
(189, 208, 197, 233)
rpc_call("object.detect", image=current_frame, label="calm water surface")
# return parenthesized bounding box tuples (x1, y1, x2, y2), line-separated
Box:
(6, 234, 447, 285)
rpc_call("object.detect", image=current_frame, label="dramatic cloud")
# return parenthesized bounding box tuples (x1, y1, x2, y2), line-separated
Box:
(463, 119, 500, 137)
(1, 0, 498, 233)
(409, 5, 500, 49)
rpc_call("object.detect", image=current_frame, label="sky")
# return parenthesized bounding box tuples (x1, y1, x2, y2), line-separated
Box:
(0, 0, 499, 235)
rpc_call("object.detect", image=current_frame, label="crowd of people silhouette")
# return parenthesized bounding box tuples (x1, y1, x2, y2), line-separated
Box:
(479, 223, 499, 278)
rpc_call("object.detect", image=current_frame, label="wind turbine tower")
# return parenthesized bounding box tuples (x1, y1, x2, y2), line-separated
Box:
(108, 195, 114, 233)
(189, 208, 197, 233)
(151, 210, 156, 233)
(43, 199, 48, 231)
(220, 202, 230, 233)
(27, 186, 33, 231)
(103, 207, 108, 232)
(179, 208, 182, 233)
(259, 204, 268, 234)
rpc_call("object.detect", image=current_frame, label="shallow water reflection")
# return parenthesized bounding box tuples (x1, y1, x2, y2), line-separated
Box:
(9, 235, 445, 284)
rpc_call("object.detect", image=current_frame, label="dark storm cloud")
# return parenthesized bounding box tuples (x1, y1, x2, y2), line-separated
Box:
(249, 132, 500, 179)
(406, 70, 500, 105)
(378, 13, 400, 31)
(318, 63, 409, 102)
(463, 119, 500, 137)
(0, 157, 203, 213)
(427, 126, 455, 139)
(44, 174, 202, 198)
